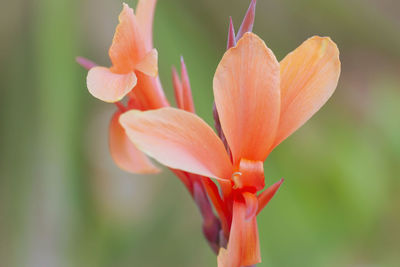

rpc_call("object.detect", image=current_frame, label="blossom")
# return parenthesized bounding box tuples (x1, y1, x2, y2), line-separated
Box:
(78, 0, 341, 265)
(119, 32, 340, 266)
(87, 2, 159, 103)
(78, 1, 167, 174)
(78, 1, 223, 251)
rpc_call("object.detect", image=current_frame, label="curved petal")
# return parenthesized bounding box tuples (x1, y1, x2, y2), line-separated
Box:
(135, 48, 158, 77)
(257, 178, 284, 215)
(213, 32, 280, 164)
(87, 66, 137, 102)
(273, 36, 340, 148)
(109, 111, 160, 173)
(119, 108, 233, 180)
(226, 198, 260, 267)
(136, 0, 157, 50)
(109, 3, 145, 73)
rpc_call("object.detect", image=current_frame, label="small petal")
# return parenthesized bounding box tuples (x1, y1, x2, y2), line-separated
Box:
(257, 178, 284, 215)
(109, 3, 145, 73)
(135, 48, 158, 77)
(136, 0, 157, 50)
(109, 111, 160, 173)
(87, 66, 137, 102)
(172, 67, 184, 109)
(273, 36, 340, 148)
(180, 57, 195, 113)
(76, 56, 97, 70)
(214, 32, 280, 164)
(236, 0, 256, 41)
(227, 17, 236, 50)
(119, 108, 233, 180)
(203, 177, 230, 237)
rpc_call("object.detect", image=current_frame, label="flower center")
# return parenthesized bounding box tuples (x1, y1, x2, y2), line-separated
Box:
(231, 159, 265, 192)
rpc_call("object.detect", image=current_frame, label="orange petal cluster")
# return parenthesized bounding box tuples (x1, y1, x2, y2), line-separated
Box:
(79, 0, 221, 254)
(87, 3, 158, 103)
(120, 33, 340, 266)
(80, 1, 168, 174)
(79, 1, 341, 266)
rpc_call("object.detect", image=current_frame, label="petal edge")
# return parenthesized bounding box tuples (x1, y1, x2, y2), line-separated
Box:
(119, 108, 233, 180)
(274, 36, 340, 148)
(87, 67, 137, 102)
(214, 32, 280, 163)
(109, 111, 160, 173)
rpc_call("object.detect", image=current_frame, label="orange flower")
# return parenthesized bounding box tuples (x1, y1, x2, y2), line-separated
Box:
(119, 32, 340, 266)
(79, 1, 168, 174)
(79, 3, 223, 252)
(87, 2, 158, 103)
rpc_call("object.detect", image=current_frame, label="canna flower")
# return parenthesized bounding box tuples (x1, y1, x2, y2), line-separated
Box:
(119, 31, 340, 266)
(78, 1, 168, 174)
(87, 2, 158, 103)
(78, 1, 223, 251)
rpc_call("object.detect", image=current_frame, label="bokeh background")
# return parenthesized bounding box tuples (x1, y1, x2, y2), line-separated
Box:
(1, 0, 400, 266)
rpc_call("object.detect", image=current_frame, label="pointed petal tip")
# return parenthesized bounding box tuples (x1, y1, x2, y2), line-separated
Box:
(180, 56, 187, 72)
(227, 16, 236, 49)
(76, 57, 97, 70)
(256, 178, 284, 215)
(171, 65, 178, 75)
(122, 2, 129, 9)
(179, 57, 195, 113)
(172, 66, 184, 109)
(236, 0, 257, 41)
(135, 0, 157, 49)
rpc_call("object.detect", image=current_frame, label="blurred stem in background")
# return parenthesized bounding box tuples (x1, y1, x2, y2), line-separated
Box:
(28, 0, 85, 266)
(0, 0, 87, 266)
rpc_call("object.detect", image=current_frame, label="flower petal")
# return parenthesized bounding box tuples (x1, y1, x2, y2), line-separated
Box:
(109, 111, 160, 173)
(213, 32, 280, 164)
(226, 198, 261, 267)
(172, 67, 184, 109)
(136, 0, 157, 50)
(109, 3, 145, 73)
(217, 247, 229, 267)
(87, 66, 137, 102)
(135, 48, 158, 77)
(235, 0, 256, 41)
(273, 36, 340, 147)
(130, 73, 169, 109)
(119, 108, 233, 180)
(180, 57, 195, 113)
(257, 178, 284, 215)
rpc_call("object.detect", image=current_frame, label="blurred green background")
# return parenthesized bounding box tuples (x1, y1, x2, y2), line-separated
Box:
(1, 0, 400, 266)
